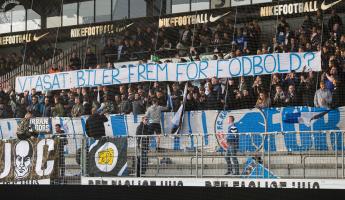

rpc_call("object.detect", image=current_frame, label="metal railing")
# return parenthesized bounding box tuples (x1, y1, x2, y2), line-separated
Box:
(2, 130, 344, 185)
(78, 130, 345, 180)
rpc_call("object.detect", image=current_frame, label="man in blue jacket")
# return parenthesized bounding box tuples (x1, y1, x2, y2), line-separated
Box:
(225, 115, 239, 175)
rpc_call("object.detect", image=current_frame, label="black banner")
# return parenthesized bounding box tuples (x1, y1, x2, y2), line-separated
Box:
(88, 137, 127, 177)
(0, 138, 59, 184)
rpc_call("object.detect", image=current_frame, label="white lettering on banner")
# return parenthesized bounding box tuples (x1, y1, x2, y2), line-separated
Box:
(70, 23, 133, 38)
(81, 177, 345, 189)
(260, 1, 318, 17)
(35, 139, 55, 176)
(159, 13, 213, 28)
(159, 11, 230, 28)
(15, 52, 321, 93)
(0, 143, 11, 179)
(29, 118, 50, 132)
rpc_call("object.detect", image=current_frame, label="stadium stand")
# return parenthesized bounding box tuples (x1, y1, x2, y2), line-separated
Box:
(0, 9, 344, 118)
(0, 0, 345, 188)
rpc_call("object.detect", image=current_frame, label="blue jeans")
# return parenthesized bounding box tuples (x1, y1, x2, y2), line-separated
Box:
(225, 146, 239, 175)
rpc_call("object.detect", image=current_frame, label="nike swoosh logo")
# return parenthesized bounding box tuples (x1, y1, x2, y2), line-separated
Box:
(33, 32, 49, 41)
(321, 0, 342, 10)
(126, 23, 134, 28)
(209, 11, 231, 23)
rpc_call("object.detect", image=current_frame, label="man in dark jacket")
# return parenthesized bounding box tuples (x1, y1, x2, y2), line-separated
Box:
(84, 47, 97, 68)
(52, 124, 68, 184)
(85, 108, 108, 139)
(118, 95, 131, 114)
(331, 80, 345, 108)
(328, 9, 343, 32)
(224, 79, 238, 110)
(135, 116, 150, 177)
(42, 97, 52, 117)
(225, 115, 239, 175)
(69, 52, 81, 70)
(27, 95, 42, 117)
(132, 93, 145, 115)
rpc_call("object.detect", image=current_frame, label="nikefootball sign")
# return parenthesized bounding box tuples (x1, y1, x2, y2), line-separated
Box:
(70, 23, 133, 38)
(260, 0, 342, 17)
(158, 11, 231, 28)
(0, 32, 48, 46)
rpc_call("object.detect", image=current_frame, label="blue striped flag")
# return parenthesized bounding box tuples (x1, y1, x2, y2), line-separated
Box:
(171, 83, 188, 135)
(166, 84, 174, 111)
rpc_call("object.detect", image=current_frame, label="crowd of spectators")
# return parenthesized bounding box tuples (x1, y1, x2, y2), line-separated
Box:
(0, 42, 62, 76)
(0, 10, 345, 119)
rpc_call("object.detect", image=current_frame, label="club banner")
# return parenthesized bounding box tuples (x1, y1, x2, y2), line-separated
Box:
(1, 106, 345, 153)
(15, 52, 321, 93)
(0, 138, 59, 184)
(87, 137, 127, 177)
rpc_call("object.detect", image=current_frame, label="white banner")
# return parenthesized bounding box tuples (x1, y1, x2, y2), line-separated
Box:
(15, 52, 321, 93)
(81, 177, 345, 189)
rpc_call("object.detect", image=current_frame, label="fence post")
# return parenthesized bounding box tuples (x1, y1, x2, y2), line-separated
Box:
(201, 134, 204, 178)
(341, 132, 344, 178)
(81, 137, 87, 176)
(195, 134, 198, 178)
(335, 131, 338, 179)
(267, 132, 271, 179)
(261, 132, 265, 178)
(134, 135, 138, 177)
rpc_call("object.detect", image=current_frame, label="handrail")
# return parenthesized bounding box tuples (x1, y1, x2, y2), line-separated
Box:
(130, 130, 344, 138)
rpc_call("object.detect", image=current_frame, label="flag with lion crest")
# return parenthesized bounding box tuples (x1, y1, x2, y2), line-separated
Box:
(87, 137, 127, 177)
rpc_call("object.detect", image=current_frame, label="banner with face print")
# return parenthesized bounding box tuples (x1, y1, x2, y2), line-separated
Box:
(0, 138, 59, 184)
(87, 137, 127, 177)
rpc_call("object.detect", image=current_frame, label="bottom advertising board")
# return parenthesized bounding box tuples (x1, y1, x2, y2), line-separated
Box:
(81, 177, 345, 189)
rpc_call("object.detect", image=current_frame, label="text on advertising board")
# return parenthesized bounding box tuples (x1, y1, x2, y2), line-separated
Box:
(15, 52, 321, 93)
(159, 11, 231, 28)
(70, 23, 133, 38)
(260, 1, 318, 17)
